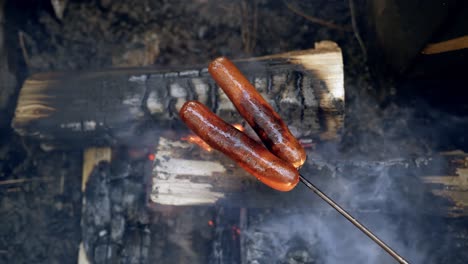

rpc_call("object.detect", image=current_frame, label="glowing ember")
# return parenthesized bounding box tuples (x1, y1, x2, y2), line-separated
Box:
(148, 153, 156, 161)
(181, 135, 213, 152)
(232, 123, 245, 132)
(231, 225, 241, 240)
(232, 225, 241, 235)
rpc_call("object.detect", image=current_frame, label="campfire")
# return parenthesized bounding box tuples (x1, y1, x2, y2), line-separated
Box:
(3, 1, 468, 264)
(11, 35, 468, 264)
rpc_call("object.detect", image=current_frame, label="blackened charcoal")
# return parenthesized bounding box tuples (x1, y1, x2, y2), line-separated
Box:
(82, 157, 150, 264)
(111, 215, 126, 243)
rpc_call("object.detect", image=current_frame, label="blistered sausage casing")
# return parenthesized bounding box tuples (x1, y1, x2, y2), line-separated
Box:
(179, 101, 299, 192)
(209, 57, 306, 168)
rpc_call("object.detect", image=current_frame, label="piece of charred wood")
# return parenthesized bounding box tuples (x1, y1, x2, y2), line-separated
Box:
(421, 150, 468, 217)
(12, 41, 344, 148)
(150, 136, 468, 217)
(79, 147, 112, 264)
(80, 147, 152, 264)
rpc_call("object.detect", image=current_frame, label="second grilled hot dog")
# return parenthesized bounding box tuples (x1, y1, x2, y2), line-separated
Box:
(209, 57, 307, 168)
(179, 101, 299, 192)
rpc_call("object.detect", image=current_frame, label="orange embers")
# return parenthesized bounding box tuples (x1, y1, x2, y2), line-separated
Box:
(232, 123, 245, 132)
(181, 134, 213, 152)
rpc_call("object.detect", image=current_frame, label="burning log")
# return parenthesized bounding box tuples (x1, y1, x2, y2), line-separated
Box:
(12, 41, 344, 147)
(79, 142, 468, 264)
(80, 146, 154, 264)
(79, 147, 112, 264)
(150, 136, 468, 217)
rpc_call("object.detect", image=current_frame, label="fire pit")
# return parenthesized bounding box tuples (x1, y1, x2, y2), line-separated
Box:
(15, 43, 465, 262)
(2, 1, 468, 264)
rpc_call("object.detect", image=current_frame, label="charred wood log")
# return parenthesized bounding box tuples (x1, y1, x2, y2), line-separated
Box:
(421, 150, 468, 217)
(79, 147, 112, 264)
(12, 41, 344, 147)
(80, 147, 152, 264)
(79, 145, 468, 264)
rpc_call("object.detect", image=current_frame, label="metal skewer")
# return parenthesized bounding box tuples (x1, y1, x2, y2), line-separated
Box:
(299, 174, 409, 264)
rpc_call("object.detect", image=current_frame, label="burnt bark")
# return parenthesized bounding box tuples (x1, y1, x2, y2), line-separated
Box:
(12, 42, 344, 148)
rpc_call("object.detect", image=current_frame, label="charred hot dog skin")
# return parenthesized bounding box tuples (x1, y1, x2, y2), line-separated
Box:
(179, 101, 299, 192)
(209, 57, 306, 168)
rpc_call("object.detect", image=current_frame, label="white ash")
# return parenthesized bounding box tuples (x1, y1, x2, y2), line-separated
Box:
(170, 83, 187, 98)
(179, 70, 199, 77)
(146, 91, 164, 114)
(83, 120, 96, 131)
(164, 72, 178, 78)
(122, 94, 142, 106)
(60, 122, 81, 131)
(217, 89, 236, 111)
(128, 75, 147, 83)
(192, 78, 209, 104)
(254, 77, 267, 92)
(122, 94, 144, 116)
(170, 83, 188, 111)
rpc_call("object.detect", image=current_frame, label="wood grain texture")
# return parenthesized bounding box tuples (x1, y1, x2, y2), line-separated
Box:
(12, 41, 344, 147)
(82, 147, 112, 191)
(150, 136, 308, 208)
(422, 35, 468, 54)
(151, 136, 468, 216)
(79, 147, 112, 264)
(421, 150, 468, 217)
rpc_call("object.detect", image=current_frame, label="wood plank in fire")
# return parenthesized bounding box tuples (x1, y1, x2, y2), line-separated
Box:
(12, 41, 344, 148)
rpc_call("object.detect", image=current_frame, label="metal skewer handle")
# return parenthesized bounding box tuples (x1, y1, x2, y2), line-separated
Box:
(299, 174, 410, 264)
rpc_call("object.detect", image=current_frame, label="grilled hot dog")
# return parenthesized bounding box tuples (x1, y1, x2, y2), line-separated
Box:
(179, 101, 299, 191)
(209, 57, 306, 168)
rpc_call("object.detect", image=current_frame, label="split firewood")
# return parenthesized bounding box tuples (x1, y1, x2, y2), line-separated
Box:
(421, 150, 468, 217)
(151, 136, 468, 217)
(12, 41, 344, 148)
